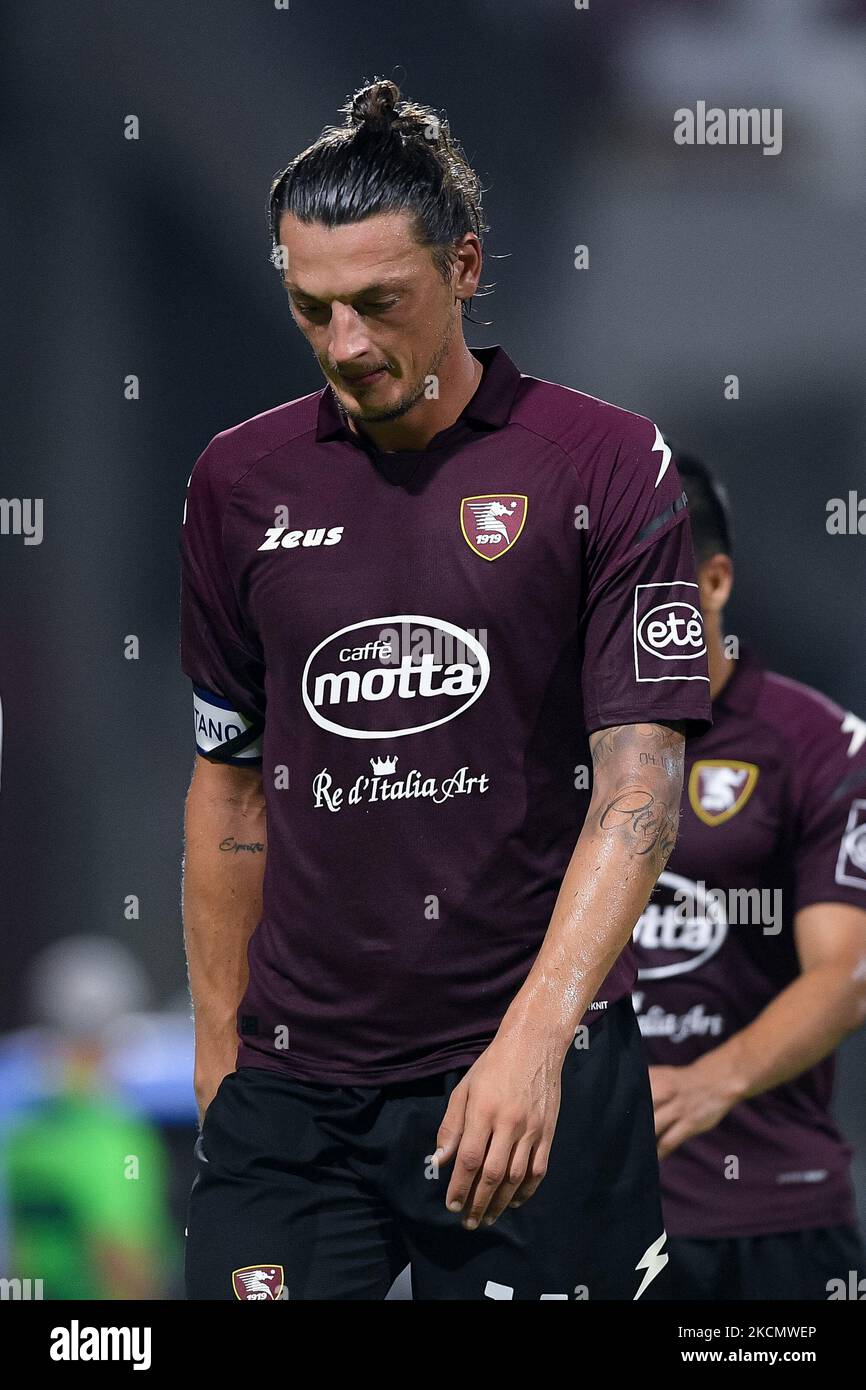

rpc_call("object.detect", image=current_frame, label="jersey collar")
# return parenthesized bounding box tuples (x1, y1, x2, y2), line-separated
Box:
(314, 344, 522, 445)
(713, 644, 765, 717)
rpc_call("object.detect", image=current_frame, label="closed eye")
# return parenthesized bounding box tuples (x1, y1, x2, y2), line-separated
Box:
(292, 299, 397, 316)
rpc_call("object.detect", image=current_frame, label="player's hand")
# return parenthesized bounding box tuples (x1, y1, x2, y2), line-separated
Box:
(434, 1025, 563, 1230)
(649, 1053, 742, 1158)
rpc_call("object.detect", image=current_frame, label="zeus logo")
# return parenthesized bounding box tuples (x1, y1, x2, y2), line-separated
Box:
(637, 603, 705, 659)
(258, 525, 344, 550)
(302, 616, 490, 739)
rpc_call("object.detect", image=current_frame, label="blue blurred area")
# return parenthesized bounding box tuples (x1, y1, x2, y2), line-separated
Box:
(0, 1015, 196, 1127)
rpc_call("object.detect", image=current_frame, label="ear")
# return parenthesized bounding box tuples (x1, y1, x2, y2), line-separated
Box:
(453, 232, 482, 301)
(697, 553, 733, 616)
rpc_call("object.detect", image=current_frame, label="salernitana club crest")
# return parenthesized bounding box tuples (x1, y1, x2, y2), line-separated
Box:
(460, 494, 527, 560)
(231, 1264, 286, 1300)
(689, 760, 759, 827)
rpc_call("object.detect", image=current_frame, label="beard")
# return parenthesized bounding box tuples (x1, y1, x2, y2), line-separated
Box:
(325, 315, 456, 426)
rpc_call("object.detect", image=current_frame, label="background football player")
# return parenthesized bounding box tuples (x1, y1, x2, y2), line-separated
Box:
(634, 450, 866, 1301)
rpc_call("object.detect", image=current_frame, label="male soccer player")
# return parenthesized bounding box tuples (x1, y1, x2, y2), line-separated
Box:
(632, 451, 866, 1300)
(180, 79, 711, 1301)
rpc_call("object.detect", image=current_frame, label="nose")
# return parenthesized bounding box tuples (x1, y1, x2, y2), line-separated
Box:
(327, 303, 374, 370)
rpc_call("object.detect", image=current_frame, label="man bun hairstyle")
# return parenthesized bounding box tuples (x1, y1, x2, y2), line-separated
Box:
(347, 78, 401, 130)
(268, 78, 490, 319)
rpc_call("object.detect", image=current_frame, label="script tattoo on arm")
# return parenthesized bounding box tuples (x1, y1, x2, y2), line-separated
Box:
(218, 837, 265, 853)
(588, 722, 685, 872)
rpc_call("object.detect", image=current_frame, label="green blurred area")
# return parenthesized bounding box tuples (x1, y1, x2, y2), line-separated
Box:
(4, 1089, 179, 1300)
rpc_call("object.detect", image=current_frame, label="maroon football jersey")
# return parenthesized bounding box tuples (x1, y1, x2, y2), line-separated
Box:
(632, 647, 866, 1236)
(180, 344, 711, 1084)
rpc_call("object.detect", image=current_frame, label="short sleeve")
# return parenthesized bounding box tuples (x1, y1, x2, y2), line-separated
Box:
(792, 707, 866, 912)
(577, 418, 712, 737)
(180, 443, 266, 764)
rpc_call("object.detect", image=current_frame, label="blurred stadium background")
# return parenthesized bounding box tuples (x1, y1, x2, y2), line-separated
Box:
(0, 0, 864, 1297)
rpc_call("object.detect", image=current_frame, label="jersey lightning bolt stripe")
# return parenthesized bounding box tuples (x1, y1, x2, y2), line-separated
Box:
(179, 344, 712, 1085)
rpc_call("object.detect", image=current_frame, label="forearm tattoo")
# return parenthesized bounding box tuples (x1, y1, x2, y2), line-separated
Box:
(589, 723, 685, 872)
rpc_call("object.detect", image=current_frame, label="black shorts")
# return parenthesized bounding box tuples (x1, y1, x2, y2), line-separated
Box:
(655, 1224, 866, 1301)
(184, 994, 669, 1300)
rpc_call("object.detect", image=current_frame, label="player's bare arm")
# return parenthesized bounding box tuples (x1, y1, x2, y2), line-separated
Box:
(437, 720, 685, 1229)
(183, 756, 267, 1125)
(651, 901, 866, 1159)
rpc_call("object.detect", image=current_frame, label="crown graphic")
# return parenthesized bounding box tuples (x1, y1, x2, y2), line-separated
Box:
(370, 755, 397, 775)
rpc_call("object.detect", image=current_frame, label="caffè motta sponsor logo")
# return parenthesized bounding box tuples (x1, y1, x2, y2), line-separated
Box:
(302, 616, 490, 739)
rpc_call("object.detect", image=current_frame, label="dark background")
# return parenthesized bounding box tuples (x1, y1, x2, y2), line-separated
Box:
(1, 0, 865, 1227)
